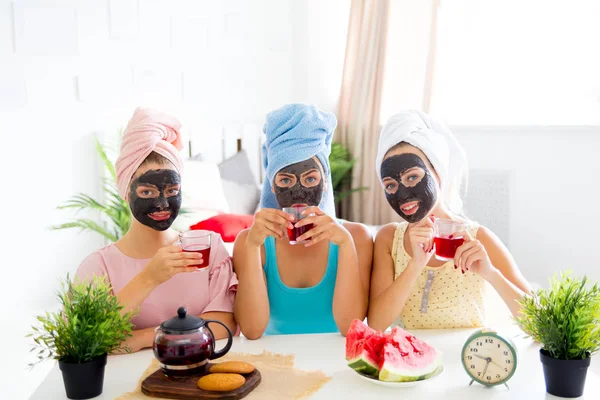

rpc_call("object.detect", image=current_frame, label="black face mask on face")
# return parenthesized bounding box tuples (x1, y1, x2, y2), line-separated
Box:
(380, 153, 438, 223)
(128, 169, 182, 231)
(273, 158, 324, 208)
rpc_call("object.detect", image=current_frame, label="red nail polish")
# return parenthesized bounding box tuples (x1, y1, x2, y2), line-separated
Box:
(449, 235, 453, 239)
(454, 265, 458, 269)
(461, 270, 465, 274)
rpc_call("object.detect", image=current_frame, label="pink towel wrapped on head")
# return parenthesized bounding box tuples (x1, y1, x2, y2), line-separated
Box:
(115, 107, 184, 199)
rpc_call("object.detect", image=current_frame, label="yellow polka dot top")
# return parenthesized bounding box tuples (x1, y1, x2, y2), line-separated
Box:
(391, 222, 487, 329)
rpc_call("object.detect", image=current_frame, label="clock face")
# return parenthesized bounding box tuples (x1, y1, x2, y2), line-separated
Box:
(462, 333, 517, 386)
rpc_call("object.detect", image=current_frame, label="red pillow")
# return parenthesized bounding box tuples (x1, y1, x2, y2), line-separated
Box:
(190, 213, 255, 242)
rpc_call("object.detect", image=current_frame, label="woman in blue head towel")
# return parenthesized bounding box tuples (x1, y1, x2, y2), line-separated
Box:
(233, 104, 373, 339)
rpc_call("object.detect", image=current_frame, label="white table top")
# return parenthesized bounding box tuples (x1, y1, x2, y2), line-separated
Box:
(31, 327, 599, 399)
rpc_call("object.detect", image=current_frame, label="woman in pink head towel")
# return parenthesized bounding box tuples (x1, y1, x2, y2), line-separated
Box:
(76, 108, 238, 352)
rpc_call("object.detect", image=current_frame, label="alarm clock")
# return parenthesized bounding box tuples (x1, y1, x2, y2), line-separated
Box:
(461, 328, 518, 388)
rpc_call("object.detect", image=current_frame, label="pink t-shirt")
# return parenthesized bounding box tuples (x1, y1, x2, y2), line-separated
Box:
(75, 231, 238, 330)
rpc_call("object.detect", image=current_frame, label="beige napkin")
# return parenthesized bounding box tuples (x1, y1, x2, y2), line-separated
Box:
(115, 350, 331, 400)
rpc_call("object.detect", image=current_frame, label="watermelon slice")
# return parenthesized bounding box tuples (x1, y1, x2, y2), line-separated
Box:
(345, 319, 376, 360)
(345, 320, 442, 382)
(378, 327, 442, 382)
(345, 320, 384, 376)
(348, 331, 388, 376)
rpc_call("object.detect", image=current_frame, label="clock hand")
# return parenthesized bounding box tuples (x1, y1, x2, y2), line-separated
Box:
(474, 354, 502, 368)
(475, 354, 503, 369)
(481, 359, 490, 378)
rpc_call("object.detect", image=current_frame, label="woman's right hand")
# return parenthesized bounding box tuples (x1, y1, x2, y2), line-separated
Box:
(406, 216, 435, 268)
(142, 244, 202, 286)
(246, 208, 295, 248)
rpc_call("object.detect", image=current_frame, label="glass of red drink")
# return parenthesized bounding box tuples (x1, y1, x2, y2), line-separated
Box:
(283, 205, 314, 245)
(179, 231, 212, 268)
(433, 218, 468, 262)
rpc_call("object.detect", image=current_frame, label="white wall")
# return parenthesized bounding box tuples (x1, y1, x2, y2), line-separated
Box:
(290, 0, 350, 113)
(454, 126, 600, 286)
(0, 1, 297, 398)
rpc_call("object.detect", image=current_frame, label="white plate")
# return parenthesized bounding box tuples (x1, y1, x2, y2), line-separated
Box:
(353, 365, 444, 388)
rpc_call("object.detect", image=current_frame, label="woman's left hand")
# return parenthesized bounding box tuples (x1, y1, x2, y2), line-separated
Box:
(453, 230, 495, 280)
(294, 207, 352, 247)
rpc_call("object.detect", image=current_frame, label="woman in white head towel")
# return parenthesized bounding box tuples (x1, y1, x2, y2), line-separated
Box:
(368, 110, 532, 330)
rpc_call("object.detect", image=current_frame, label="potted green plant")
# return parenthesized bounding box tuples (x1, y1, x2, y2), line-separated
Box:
(329, 141, 368, 218)
(29, 275, 134, 399)
(516, 272, 600, 398)
(329, 141, 368, 203)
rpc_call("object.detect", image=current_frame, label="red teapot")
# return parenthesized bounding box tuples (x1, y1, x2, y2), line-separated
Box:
(153, 307, 233, 376)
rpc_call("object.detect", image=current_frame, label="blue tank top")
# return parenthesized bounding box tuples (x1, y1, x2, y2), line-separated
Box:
(263, 236, 339, 335)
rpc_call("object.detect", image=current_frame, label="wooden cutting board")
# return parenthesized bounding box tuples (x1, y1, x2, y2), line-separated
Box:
(141, 366, 261, 400)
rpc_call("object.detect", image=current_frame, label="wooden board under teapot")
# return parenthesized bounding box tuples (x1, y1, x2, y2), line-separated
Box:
(141, 364, 261, 400)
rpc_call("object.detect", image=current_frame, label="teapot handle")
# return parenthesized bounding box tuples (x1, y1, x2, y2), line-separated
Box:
(205, 320, 233, 360)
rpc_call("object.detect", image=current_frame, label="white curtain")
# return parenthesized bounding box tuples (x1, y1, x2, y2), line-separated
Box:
(338, 0, 441, 225)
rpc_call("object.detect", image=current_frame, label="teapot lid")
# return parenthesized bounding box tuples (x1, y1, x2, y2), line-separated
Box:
(160, 307, 205, 333)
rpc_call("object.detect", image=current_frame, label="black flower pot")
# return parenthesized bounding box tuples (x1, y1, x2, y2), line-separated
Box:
(540, 349, 591, 398)
(58, 354, 107, 399)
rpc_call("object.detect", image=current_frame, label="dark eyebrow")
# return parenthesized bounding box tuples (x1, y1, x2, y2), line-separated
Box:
(300, 169, 319, 176)
(400, 167, 422, 176)
(277, 172, 295, 178)
(134, 183, 158, 189)
(163, 184, 180, 189)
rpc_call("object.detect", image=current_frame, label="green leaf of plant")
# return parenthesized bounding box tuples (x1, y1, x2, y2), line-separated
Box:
(53, 135, 131, 241)
(329, 141, 369, 204)
(52, 220, 119, 242)
(335, 187, 369, 203)
(28, 275, 136, 366)
(95, 136, 116, 181)
(515, 271, 600, 360)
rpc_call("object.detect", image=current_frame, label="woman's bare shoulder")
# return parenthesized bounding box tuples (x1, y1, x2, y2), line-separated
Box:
(342, 221, 373, 245)
(375, 223, 400, 243)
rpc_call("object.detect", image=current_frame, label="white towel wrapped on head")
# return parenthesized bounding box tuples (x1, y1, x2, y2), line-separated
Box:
(376, 110, 468, 213)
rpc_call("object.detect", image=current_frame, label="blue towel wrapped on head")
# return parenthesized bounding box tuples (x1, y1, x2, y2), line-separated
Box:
(261, 104, 337, 217)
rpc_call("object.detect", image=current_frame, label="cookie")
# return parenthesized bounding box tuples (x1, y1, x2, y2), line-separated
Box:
(197, 373, 245, 392)
(209, 361, 256, 374)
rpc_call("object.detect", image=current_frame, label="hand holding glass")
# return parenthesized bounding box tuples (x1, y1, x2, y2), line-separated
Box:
(283, 206, 314, 245)
(433, 219, 468, 261)
(179, 231, 212, 268)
